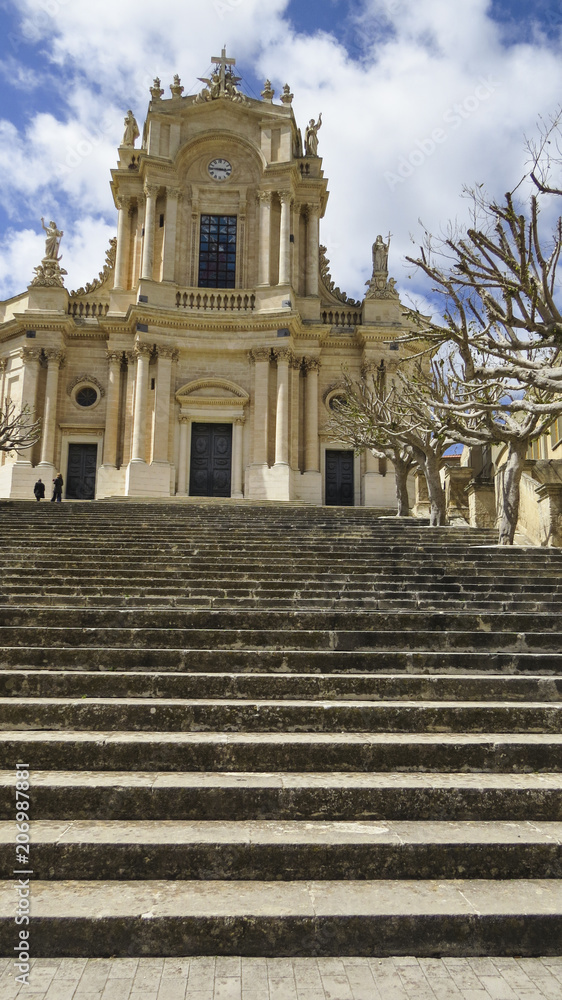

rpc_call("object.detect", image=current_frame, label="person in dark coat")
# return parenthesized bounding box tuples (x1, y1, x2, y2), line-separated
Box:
(51, 473, 63, 502)
(33, 479, 45, 501)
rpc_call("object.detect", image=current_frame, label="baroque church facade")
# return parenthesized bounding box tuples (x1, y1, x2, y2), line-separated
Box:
(0, 50, 408, 505)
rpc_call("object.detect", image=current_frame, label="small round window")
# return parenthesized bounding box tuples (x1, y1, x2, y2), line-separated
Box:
(328, 393, 348, 411)
(75, 386, 98, 407)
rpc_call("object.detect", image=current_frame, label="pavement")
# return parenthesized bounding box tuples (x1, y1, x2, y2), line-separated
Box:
(1, 956, 562, 999)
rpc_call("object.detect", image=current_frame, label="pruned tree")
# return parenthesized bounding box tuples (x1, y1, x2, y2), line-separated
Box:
(329, 369, 455, 526)
(0, 400, 42, 454)
(401, 113, 562, 542)
(328, 375, 416, 516)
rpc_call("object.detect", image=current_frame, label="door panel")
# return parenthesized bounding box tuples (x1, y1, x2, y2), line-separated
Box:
(66, 443, 97, 500)
(325, 450, 354, 506)
(189, 423, 232, 497)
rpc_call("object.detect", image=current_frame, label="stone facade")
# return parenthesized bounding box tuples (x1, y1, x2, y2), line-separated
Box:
(0, 50, 409, 505)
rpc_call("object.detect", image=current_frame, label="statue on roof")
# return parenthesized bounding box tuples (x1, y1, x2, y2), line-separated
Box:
(372, 234, 390, 274)
(121, 110, 139, 148)
(305, 113, 322, 156)
(41, 218, 63, 260)
(195, 47, 248, 105)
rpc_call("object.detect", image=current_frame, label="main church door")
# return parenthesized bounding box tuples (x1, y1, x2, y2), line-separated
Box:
(325, 450, 354, 506)
(189, 423, 232, 497)
(66, 443, 97, 499)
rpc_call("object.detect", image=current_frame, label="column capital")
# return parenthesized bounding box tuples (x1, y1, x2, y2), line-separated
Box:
(273, 347, 293, 364)
(249, 347, 271, 364)
(179, 414, 191, 424)
(19, 347, 41, 365)
(234, 416, 245, 425)
(144, 182, 159, 199)
(302, 356, 321, 374)
(44, 349, 65, 367)
(166, 186, 181, 200)
(134, 342, 152, 359)
(0, 358, 7, 373)
(278, 190, 293, 205)
(116, 194, 132, 212)
(156, 345, 178, 360)
(106, 350, 123, 366)
(257, 190, 272, 206)
(303, 202, 319, 220)
(290, 354, 302, 370)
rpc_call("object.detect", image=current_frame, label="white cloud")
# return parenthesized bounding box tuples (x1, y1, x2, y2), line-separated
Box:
(0, 0, 561, 306)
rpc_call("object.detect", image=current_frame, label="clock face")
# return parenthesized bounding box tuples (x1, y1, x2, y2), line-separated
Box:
(208, 158, 232, 181)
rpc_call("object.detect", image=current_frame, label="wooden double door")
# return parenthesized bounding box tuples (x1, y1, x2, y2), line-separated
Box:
(66, 443, 97, 500)
(189, 423, 232, 497)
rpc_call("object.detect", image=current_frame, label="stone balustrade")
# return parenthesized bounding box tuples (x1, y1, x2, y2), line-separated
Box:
(176, 289, 256, 312)
(68, 300, 110, 318)
(321, 307, 362, 326)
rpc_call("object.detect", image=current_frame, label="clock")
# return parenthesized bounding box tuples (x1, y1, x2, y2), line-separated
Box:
(208, 158, 232, 181)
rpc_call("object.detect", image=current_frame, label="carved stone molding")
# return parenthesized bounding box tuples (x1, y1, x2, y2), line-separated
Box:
(19, 347, 41, 364)
(156, 345, 178, 360)
(249, 348, 271, 364)
(290, 354, 302, 371)
(144, 182, 160, 199)
(66, 373, 106, 398)
(166, 187, 181, 201)
(44, 349, 65, 367)
(106, 350, 123, 366)
(278, 191, 293, 205)
(134, 342, 153, 359)
(0, 359, 7, 373)
(116, 195, 131, 212)
(257, 191, 272, 206)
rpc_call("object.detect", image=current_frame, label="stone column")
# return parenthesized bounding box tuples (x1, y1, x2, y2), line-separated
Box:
(39, 350, 64, 467)
(113, 196, 131, 289)
(177, 416, 189, 494)
(291, 202, 300, 290)
(15, 348, 40, 465)
(152, 346, 176, 462)
(132, 195, 145, 287)
(305, 205, 319, 297)
(130, 343, 151, 463)
(102, 351, 122, 467)
(278, 191, 292, 285)
(232, 417, 244, 497)
(250, 348, 270, 465)
(257, 192, 272, 286)
(289, 354, 301, 469)
(141, 183, 158, 281)
(303, 357, 320, 472)
(162, 188, 180, 283)
(274, 349, 291, 466)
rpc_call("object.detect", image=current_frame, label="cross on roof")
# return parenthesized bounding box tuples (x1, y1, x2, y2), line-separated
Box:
(211, 46, 236, 93)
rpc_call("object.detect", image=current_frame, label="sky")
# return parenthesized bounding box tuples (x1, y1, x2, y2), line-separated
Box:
(0, 0, 561, 309)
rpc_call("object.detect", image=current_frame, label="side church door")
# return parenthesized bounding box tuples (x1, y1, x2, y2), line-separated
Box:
(66, 443, 98, 499)
(189, 423, 232, 497)
(325, 450, 354, 506)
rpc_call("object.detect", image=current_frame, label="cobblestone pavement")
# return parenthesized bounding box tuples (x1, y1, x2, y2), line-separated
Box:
(1, 956, 562, 999)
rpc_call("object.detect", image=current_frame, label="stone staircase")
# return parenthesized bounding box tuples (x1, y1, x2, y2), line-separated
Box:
(0, 499, 561, 957)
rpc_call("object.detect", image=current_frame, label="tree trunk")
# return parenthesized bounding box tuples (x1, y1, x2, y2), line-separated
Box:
(498, 440, 527, 545)
(419, 451, 447, 526)
(394, 459, 411, 516)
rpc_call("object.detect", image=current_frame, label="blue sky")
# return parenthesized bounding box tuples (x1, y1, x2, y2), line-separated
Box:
(0, 0, 560, 307)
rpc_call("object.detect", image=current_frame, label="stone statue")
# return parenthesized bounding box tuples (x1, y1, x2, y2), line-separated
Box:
(372, 234, 390, 273)
(41, 218, 63, 260)
(305, 113, 322, 156)
(121, 110, 139, 147)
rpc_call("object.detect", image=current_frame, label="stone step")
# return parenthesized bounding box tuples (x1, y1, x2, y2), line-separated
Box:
(3, 731, 561, 772)
(2, 626, 560, 651)
(2, 770, 561, 821)
(2, 670, 562, 702)
(2, 819, 562, 880)
(3, 647, 559, 674)
(0, 878, 560, 956)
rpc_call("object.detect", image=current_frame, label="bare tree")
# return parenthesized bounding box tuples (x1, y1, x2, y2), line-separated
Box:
(328, 376, 416, 516)
(401, 114, 562, 542)
(329, 370, 455, 525)
(0, 400, 41, 454)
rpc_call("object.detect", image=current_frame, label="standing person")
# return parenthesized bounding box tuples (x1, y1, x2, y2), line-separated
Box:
(33, 478, 45, 501)
(51, 473, 63, 502)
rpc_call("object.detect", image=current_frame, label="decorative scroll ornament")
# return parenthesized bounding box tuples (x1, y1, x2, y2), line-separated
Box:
(319, 246, 361, 308)
(195, 47, 248, 105)
(66, 373, 105, 397)
(69, 238, 117, 296)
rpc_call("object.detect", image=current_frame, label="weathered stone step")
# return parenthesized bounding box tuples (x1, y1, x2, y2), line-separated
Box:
(2, 819, 561, 880)
(2, 626, 560, 652)
(2, 670, 562, 702)
(0, 878, 559, 956)
(2, 770, 560, 821)
(2, 697, 561, 733)
(4, 731, 561, 771)
(3, 647, 559, 674)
